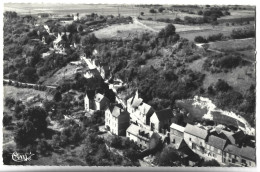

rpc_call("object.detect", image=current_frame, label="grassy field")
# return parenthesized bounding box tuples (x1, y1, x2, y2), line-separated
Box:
(208, 38, 255, 52)
(179, 24, 255, 41)
(43, 63, 77, 85)
(187, 56, 255, 93)
(3, 85, 53, 102)
(94, 22, 155, 39)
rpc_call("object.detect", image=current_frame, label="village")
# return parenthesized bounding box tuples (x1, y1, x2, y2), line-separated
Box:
(3, 4, 256, 167)
(73, 47, 255, 167)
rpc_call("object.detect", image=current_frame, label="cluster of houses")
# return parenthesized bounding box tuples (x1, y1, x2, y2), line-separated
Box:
(83, 88, 255, 167)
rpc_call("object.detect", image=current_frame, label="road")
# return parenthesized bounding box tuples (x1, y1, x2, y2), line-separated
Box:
(3, 79, 57, 89)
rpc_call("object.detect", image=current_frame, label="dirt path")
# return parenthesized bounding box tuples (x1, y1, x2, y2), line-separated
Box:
(132, 17, 158, 32)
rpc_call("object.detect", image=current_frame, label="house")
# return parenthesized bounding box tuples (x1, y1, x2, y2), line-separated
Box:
(105, 104, 130, 136)
(150, 109, 174, 134)
(183, 124, 208, 156)
(126, 90, 143, 114)
(239, 146, 256, 167)
(205, 135, 227, 163)
(84, 92, 109, 111)
(84, 90, 95, 111)
(130, 102, 154, 129)
(94, 93, 110, 111)
(126, 124, 153, 149)
(223, 145, 255, 167)
(169, 123, 187, 150)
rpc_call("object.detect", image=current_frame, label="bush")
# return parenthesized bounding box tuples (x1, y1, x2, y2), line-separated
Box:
(194, 36, 208, 43)
(207, 33, 223, 42)
(110, 136, 122, 149)
(3, 115, 12, 127)
(215, 79, 232, 92)
(231, 27, 255, 39)
(5, 97, 15, 108)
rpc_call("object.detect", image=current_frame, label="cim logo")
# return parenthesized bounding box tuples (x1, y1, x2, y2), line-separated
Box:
(11, 152, 35, 162)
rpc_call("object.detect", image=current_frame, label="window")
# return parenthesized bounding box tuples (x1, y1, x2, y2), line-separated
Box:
(151, 123, 155, 131)
(223, 158, 226, 163)
(218, 149, 221, 154)
(200, 142, 202, 146)
(192, 143, 196, 150)
(249, 161, 251, 166)
(189, 138, 192, 141)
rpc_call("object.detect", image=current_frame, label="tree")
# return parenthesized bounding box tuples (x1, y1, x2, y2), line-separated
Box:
(123, 148, 139, 161)
(164, 24, 176, 37)
(158, 7, 165, 13)
(53, 91, 62, 102)
(22, 106, 48, 134)
(149, 9, 157, 14)
(3, 114, 12, 127)
(198, 10, 203, 15)
(194, 36, 208, 43)
(158, 146, 182, 166)
(215, 79, 231, 92)
(22, 67, 38, 83)
(110, 136, 122, 149)
(5, 97, 15, 108)
(14, 120, 37, 148)
(82, 34, 99, 45)
(77, 24, 83, 32)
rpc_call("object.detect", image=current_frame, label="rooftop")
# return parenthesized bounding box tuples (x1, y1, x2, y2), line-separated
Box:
(184, 124, 208, 139)
(126, 124, 153, 140)
(111, 105, 128, 118)
(155, 109, 174, 121)
(170, 123, 185, 133)
(207, 135, 227, 150)
(239, 146, 256, 161)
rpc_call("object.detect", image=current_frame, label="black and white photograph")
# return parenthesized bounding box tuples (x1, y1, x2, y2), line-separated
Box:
(1, 0, 258, 169)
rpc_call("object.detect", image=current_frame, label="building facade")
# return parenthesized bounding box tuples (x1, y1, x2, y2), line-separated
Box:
(105, 104, 130, 136)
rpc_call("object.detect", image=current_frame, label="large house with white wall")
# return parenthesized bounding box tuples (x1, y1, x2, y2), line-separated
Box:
(105, 104, 130, 136)
(183, 124, 208, 156)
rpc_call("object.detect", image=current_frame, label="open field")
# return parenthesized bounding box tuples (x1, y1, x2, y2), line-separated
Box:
(179, 24, 255, 41)
(208, 38, 255, 52)
(94, 22, 154, 39)
(4, 3, 147, 17)
(4, 85, 53, 102)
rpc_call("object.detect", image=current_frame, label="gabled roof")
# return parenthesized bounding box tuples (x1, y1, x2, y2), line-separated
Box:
(224, 144, 241, 156)
(207, 135, 227, 150)
(108, 104, 123, 113)
(155, 109, 174, 122)
(170, 123, 185, 133)
(94, 93, 109, 103)
(85, 90, 95, 100)
(127, 90, 143, 108)
(138, 102, 153, 116)
(184, 124, 208, 139)
(171, 135, 186, 150)
(240, 146, 255, 161)
(111, 105, 128, 118)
